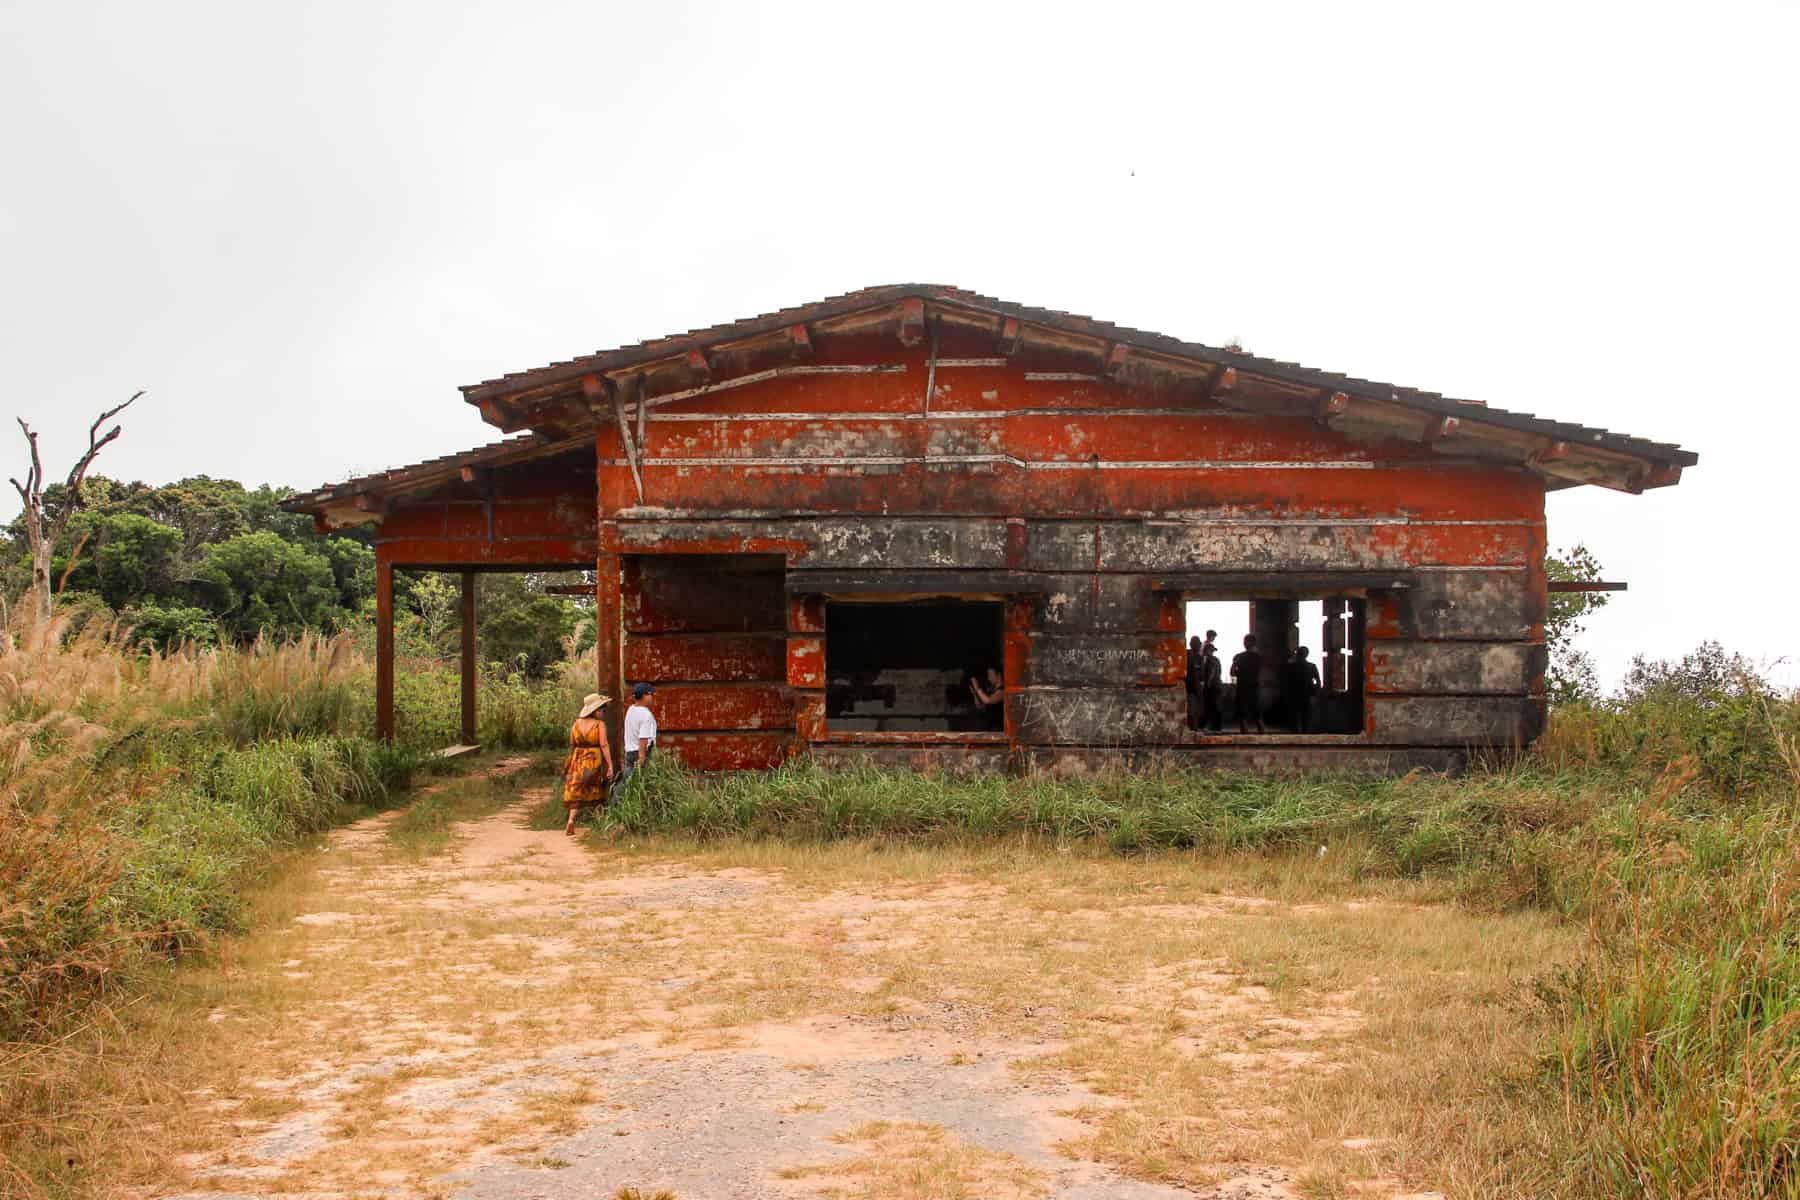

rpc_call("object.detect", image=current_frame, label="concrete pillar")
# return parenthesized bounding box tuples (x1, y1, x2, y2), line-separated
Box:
(375, 558, 395, 743)
(595, 547, 624, 759)
(459, 571, 477, 745)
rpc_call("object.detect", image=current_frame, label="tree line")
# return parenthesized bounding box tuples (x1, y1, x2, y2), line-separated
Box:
(1, 473, 589, 672)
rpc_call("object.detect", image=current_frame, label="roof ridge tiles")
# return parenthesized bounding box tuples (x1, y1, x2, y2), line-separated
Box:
(443, 282, 1688, 470)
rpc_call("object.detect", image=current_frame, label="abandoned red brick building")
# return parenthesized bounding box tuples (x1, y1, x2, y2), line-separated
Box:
(284, 285, 1695, 773)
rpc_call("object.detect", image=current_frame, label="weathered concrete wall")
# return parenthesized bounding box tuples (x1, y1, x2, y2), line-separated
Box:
(375, 328, 1548, 772)
(619, 555, 793, 770)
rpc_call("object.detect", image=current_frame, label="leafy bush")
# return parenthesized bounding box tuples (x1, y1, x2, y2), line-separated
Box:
(122, 601, 220, 649)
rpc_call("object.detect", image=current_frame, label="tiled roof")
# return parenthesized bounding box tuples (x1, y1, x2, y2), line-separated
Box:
(458, 283, 1696, 469)
(280, 432, 588, 511)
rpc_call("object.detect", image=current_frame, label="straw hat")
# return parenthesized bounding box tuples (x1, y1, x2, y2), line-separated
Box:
(578, 693, 611, 718)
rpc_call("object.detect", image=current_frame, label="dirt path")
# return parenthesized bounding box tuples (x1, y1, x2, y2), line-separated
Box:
(145, 763, 1524, 1199)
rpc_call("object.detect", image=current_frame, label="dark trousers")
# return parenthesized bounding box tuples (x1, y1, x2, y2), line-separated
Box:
(1292, 697, 1313, 734)
(620, 744, 653, 784)
(1202, 685, 1223, 731)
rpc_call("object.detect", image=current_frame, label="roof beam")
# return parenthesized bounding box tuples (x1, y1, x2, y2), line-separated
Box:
(1103, 343, 1129, 379)
(1548, 580, 1628, 593)
(788, 323, 814, 360)
(1536, 453, 1641, 493)
(1422, 415, 1461, 445)
(1529, 439, 1570, 465)
(685, 348, 713, 384)
(478, 397, 529, 433)
(998, 318, 1022, 357)
(897, 298, 926, 347)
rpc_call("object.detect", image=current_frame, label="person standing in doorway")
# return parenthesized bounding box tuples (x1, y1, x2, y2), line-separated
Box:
(620, 682, 658, 785)
(1285, 646, 1322, 734)
(1201, 638, 1224, 732)
(1184, 636, 1203, 730)
(1231, 634, 1266, 733)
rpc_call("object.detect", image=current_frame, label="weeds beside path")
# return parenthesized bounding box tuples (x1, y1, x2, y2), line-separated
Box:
(65, 756, 1577, 1200)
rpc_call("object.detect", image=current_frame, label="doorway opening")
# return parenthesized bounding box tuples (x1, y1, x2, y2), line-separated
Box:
(1183, 596, 1365, 735)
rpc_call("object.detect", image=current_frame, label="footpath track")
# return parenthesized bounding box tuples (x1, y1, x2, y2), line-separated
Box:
(150, 760, 1461, 1200)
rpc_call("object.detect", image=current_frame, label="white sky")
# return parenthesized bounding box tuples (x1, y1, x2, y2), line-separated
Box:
(3, 2, 1795, 688)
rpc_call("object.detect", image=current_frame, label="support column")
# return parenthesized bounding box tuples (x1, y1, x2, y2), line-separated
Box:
(788, 592, 826, 758)
(460, 571, 477, 745)
(1323, 597, 1347, 692)
(375, 558, 395, 743)
(595, 547, 624, 756)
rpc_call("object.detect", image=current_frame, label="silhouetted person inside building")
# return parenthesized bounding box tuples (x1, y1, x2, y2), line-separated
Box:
(1231, 634, 1266, 733)
(1200, 637, 1224, 732)
(967, 665, 1004, 730)
(1286, 645, 1322, 734)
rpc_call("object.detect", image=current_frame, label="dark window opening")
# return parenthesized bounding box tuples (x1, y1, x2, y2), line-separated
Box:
(825, 600, 1004, 733)
(1183, 597, 1366, 735)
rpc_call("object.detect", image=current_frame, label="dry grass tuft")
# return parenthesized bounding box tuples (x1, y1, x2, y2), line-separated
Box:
(780, 1121, 1048, 1198)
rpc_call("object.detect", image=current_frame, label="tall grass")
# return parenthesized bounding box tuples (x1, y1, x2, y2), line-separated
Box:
(0, 611, 417, 1044)
(1544, 740, 1800, 1197)
(391, 657, 588, 750)
(208, 632, 363, 744)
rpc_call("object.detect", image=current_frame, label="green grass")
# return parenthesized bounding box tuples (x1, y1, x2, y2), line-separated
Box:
(601, 698, 1800, 1198)
(604, 754, 1593, 906)
(8, 603, 1799, 1197)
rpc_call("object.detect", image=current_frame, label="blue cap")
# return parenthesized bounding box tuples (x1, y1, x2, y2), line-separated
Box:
(632, 682, 655, 699)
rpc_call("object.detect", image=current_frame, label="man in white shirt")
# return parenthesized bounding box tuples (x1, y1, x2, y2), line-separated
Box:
(620, 682, 658, 784)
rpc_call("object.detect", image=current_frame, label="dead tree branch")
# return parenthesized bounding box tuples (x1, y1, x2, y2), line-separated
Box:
(9, 392, 144, 624)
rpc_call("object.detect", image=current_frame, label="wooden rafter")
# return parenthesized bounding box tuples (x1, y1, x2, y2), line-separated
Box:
(1548, 580, 1628, 593)
(587, 374, 644, 504)
(998, 318, 1021, 357)
(1422, 415, 1461, 445)
(1315, 391, 1350, 421)
(685, 348, 713, 383)
(897, 298, 925, 347)
(788, 323, 814, 360)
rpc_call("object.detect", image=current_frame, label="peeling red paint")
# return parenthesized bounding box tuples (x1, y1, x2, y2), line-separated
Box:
(649, 683, 793, 732)
(625, 634, 786, 682)
(361, 321, 1573, 771)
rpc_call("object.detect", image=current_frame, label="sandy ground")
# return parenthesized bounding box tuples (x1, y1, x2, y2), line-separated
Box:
(150, 761, 1452, 1200)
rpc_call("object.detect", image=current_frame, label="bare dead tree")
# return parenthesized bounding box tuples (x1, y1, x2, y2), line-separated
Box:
(9, 392, 143, 625)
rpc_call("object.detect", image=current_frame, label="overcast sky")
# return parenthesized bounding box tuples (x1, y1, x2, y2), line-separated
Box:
(3, 2, 1795, 688)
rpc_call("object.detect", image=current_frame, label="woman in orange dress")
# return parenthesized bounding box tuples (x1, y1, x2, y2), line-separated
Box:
(562, 693, 616, 835)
